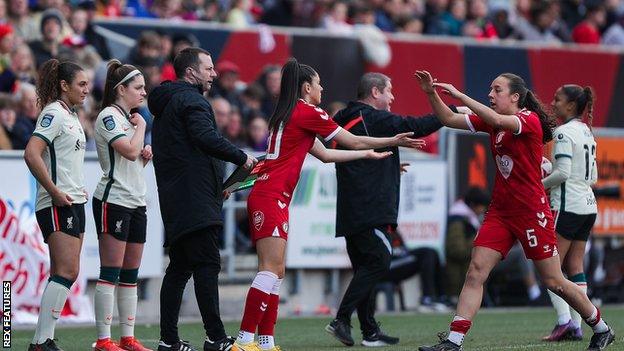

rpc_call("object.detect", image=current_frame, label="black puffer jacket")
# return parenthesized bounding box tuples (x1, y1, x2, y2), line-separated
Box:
(333, 101, 449, 237)
(148, 80, 247, 246)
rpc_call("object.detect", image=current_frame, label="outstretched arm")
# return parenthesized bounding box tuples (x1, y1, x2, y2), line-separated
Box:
(414, 71, 471, 130)
(331, 128, 426, 150)
(308, 138, 392, 163)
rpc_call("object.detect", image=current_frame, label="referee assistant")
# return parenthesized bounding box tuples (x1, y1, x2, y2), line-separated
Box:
(325, 72, 454, 347)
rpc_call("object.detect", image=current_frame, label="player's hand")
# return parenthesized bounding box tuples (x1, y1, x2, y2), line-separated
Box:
(414, 70, 436, 94)
(433, 82, 463, 99)
(366, 150, 393, 160)
(223, 190, 232, 200)
(129, 113, 146, 127)
(391, 132, 426, 149)
(456, 106, 474, 115)
(400, 162, 410, 174)
(82, 188, 89, 198)
(243, 154, 258, 170)
(52, 189, 73, 207)
(141, 145, 153, 161)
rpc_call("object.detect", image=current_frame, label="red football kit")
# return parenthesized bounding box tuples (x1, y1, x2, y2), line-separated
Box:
(248, 99, 341, 243)
(465, 109, 557, 260)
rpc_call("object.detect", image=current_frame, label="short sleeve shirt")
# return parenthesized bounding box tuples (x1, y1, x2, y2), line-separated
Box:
(93, 105, 146, 208)
(32, 101, 86, 211)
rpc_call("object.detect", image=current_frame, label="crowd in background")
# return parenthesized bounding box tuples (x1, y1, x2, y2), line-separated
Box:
(1, 0, 624, 151)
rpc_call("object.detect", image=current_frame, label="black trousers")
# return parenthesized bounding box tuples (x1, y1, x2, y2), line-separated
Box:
(160, 226, 226, 344)
(336, 226, 392, 334)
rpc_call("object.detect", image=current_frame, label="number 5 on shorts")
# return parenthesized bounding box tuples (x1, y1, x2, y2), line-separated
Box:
(526, 229, 538, 247)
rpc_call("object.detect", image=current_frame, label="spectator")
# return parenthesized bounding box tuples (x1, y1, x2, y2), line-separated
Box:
(320, 0, 352, 34)
(513, 0, 562, 42)
(572, 1, 606, 44)
(211, 96, 231, 132)
(245, 114, 268, 152)
(0, 93, 15, 149)
(256, 64, 280, 118)
(0, 23, 14, 71)
(1, 92, 31, 149)
(424, 0, 450, 34)
(8, 0, 38, 42)
(353, 4, 392, 66)
(150, 0, 183, 20)
(28, 8, 74, 69)
(61, 34, 102, 70)
(125, 30, 162, 68)
(440, 0, 467, 36)
(76, 0, 111, 59)
(603, 15, 624, 45)
(0, 0, 7, 24)
(0, 43, 33, 91)
(211, 60, 242, 109)
(396, 14, 424, 34)
(161, 33, 199, 82)
(239, 82, 264, 122)
(224, 105, 245, 147)
(445, 187, 490, 303)
(226, 0, 255, 28)
(489, 6, 514, 39)
(375, 0, 401, 32)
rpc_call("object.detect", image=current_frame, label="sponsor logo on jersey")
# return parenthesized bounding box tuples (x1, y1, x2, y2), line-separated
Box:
(253, 211, 264, 231)
(40, 114, 54, 127)
(103, 115, 116, 131)
(495, 154, 513, 179)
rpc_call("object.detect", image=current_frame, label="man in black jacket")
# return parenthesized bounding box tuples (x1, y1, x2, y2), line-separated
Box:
(149, 47, 256, 351)
(325, 72, 454, 347)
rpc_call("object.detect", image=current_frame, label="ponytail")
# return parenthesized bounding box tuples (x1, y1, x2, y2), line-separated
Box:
(36, 59, 84, 109)
(583, 86, 594, 131)
(268, 57, 318, 132)
(500, 73, 554, 143)
(561, 84, 595, 131)
(102, 59, 142, 108)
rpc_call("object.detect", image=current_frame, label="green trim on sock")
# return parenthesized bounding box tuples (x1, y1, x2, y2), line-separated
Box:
(119, 268, 139, 284)
(99, 266, 121, 283)
(569, 273, 587, 283)
(49, 275, 74, 289)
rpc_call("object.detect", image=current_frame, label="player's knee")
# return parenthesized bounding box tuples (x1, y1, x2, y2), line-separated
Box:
(58, 267, 79, 282)
(544, 278, 565, 295)
(466, 261, 489, 284)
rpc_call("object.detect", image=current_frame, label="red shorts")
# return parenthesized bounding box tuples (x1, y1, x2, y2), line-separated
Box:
(247, 193, 289, 244)
(474, 210, 558, 260)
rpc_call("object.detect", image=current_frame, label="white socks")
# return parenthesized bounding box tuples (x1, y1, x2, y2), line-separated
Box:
(258, 335, 275, 350)
(32, 281, 70, 344)
(118, 284, 138, 337)
(237, 330, 255, 344)
(547, 289, 572, 325)
(94, 282, 115, 340)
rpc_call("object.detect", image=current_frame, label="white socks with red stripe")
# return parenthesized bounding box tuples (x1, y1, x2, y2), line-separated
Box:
(585, 306, 609, 333)
(32, 279, 70, 344)
(118, 284, 138, 337)
(95, 281, 115, 340)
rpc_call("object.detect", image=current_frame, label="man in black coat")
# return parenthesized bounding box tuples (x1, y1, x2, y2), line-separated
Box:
(325, 72, 456, 347)
(148, 47, 256, 351)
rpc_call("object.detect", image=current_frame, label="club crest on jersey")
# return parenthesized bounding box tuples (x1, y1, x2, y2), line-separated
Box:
(103, 115, 116, 131)
(282, 222, 289, 233)
(115, 220, 123, 233)
(253, 211, 264, 231)
(40, 114, 54, 127)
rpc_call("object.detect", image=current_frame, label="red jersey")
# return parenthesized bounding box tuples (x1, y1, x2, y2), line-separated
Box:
(466, 109, 550, 216)
(251, 99, 342, 201)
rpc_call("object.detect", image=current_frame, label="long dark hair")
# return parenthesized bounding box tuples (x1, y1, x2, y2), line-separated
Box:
(561, 84, 595, 130)
(36, 59, 83, 109)
(499, 73, 555, 143)
(268, 58, 318, 132)
(102, 59, 142, 108)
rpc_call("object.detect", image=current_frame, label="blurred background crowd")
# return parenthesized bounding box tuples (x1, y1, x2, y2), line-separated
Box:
(1, 0, 624, 153)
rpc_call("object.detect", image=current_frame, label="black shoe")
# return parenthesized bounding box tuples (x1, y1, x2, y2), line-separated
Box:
(157, 340, 199, 351)
(28, 339, 63, 351)
(325, 319, 355, 346)
(362, 326, 399, 347)
(419, 333, 462, 351)
(204, 336, 235, 351)
(587, 328, 615, 351)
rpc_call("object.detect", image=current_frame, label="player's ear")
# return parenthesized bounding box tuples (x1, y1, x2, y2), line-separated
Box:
(511, 92, 520, 104)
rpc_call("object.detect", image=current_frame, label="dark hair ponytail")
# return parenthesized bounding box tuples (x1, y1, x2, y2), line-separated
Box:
(500, 73, 555, 143)
(102, 59, 142, 108)
(268, 57, 318, 132)
(36, 59, 83, 109)
(561, 84, 595, 130)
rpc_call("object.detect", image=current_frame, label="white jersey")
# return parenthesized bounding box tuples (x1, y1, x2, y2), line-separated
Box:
(549, 119, 597, 214)
(93, 104, 146, 208)
(32, 100, 87, 211)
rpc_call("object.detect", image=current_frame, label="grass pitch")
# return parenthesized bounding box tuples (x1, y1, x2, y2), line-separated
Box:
(10, 306, 624, 350)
